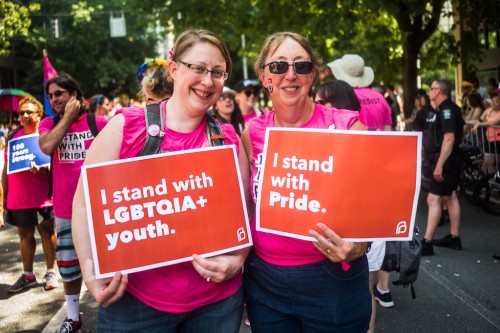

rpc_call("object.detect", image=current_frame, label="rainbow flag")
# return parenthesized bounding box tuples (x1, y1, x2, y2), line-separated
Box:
(43, 51, 58, 117)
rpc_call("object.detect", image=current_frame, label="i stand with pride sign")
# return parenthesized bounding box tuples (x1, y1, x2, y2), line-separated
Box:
(256, 128, 421, 242)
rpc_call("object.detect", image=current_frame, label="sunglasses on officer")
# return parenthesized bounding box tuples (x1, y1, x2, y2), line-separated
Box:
(263, 61, 314, 75)
(46, 90, 68, 100)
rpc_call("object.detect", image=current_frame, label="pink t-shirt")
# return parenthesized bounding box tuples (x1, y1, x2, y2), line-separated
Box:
(354, 88, 392, 130)
(39, 113, 108, 218)
(248, 103, 359, 266)
(5, 130, 52, 210)
(118, 101, 242, 313)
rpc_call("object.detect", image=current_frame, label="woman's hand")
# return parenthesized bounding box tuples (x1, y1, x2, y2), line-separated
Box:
(192, 249, 248, 283)
(83, 260, 128, 308)
(309, 223, 367, 262)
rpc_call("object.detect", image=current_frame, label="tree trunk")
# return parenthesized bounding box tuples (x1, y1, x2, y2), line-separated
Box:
(402, 42, 419, 119)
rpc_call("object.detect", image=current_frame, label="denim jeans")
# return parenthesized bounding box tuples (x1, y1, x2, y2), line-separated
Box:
(244, 251, 371, 333)
(97, 287, 243, 333)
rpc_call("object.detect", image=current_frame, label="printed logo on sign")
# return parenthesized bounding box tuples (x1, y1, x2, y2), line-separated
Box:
(237, 227, 246, 242)
(395, 221, 408, 234)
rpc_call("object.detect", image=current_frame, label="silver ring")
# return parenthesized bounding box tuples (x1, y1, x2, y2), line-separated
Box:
(206, 276, 211, 282)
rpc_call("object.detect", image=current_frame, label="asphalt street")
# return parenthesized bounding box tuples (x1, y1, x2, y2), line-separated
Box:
(0, 188, 499, 332)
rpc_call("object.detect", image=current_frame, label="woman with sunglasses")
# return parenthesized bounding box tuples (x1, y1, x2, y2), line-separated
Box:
(234, 79, 264, 125)
(213, 87, 245, 136)
(72, 29, 251, 332)
(242, 32, 371, 333)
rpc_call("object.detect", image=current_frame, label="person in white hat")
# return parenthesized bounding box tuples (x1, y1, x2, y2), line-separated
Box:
(328, 54, 392, 131)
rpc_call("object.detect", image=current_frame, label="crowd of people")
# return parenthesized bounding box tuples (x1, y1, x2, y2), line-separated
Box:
(0, 27, 499, 333)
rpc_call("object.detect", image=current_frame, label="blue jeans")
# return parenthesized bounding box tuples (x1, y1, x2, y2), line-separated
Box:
(97, 287, 243, 333)
(244, 251, 371, 333)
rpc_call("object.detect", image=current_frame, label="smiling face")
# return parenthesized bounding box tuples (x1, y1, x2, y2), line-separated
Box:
(216, 93, 235, 120)
(258, 37, 316, 111)
(169, 42, 227, 116)
(18, 102, 42, 127)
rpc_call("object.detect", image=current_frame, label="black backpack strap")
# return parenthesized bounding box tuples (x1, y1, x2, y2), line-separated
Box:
(48, 115, 60, 200)
(6, 127, 22, 142)
(138, 104, 165, 156)
(87, 112, 99, 138)
(205, 111, 225, 146)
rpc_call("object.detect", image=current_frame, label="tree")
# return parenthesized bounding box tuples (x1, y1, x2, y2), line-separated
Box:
(10, 0, 159, 101)
(385, 0, 445, 117)
(0, 1, 40, 56)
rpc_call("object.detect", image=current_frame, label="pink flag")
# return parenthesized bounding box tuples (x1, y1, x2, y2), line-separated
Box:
(43, 49, 58, 117)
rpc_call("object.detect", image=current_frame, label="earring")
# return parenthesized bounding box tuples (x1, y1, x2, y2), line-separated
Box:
(268, 78, 273, 93)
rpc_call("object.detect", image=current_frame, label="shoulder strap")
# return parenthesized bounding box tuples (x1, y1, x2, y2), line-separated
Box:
(205, 111, 225, 146)
(6, 127, 22, 142)
(86, 112, 99, 137)
(137, 105, 225, 157)
(137, 104, 164, 156)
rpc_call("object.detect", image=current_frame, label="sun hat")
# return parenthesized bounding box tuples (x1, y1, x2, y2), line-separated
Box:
(327, 54, 374, 88)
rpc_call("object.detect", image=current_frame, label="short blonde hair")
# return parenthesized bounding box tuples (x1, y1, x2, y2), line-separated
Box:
(19, 97, 44, 117)
(172, 28, 232, 76)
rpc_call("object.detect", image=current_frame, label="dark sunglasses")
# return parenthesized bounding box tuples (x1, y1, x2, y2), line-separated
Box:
(264, 61, 314, 75)
(243, 90, 258, 98)
(219, 94, 234, 101)
(18, 110, 35, 116)
(46, 90, 68, 100)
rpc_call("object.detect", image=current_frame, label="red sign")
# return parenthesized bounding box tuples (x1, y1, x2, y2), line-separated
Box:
(257, 128, 421, 241)
(82, 146, 251, 278)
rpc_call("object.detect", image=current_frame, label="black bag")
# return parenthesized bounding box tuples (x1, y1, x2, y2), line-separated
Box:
(381, 227, 422, 299)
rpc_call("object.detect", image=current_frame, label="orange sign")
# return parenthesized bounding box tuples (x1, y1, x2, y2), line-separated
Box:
(256, 128, 421, 241)
(82, 146, 251, 278)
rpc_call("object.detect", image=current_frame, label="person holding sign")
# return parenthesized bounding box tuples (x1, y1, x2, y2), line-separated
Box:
(2, 97, 57, 293)
(242, 32, 371, 333)
(72, 29, 251, 332)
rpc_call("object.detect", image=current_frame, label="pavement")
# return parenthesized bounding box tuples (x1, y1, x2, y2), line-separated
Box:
(1, 187, 499, 333)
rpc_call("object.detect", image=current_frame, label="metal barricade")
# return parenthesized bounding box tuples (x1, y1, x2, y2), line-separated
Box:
(463, 125, 500, 174)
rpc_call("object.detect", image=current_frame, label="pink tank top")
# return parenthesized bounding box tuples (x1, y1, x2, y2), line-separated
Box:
(118, 101, 242, 313)
(248, 103, 359, 266)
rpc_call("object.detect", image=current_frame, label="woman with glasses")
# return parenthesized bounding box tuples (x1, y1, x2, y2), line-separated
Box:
(242, 32, 370, 333)
(72, 29, 250, 332)
(213, 87, 245, 136)
(2, 97, 58, 294)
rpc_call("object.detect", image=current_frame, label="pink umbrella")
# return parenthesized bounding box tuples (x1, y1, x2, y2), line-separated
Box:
(0, 88, 34, 124)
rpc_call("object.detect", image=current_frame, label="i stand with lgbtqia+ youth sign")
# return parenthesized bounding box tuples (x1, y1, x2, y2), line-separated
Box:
(82, 146, 252, 278)
(256, 128, 422, 242)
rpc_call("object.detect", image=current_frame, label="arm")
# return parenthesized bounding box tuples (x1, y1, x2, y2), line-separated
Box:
(72, 114, 128, 307)
(433, 132, 455, 182)
(192, 139, 252, 282)
(349, 120, 366, 131)
(39, 96, 82, 155)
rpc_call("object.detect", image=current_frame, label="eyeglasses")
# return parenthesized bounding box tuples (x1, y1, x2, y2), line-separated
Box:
(180, 61, 228, 81)
(219, 94, 234, 101)
(18, 110, 35, 116)
(263, 61, 314, 75)
(243, 89, 258, 98)
(46, 90, 68, 100)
